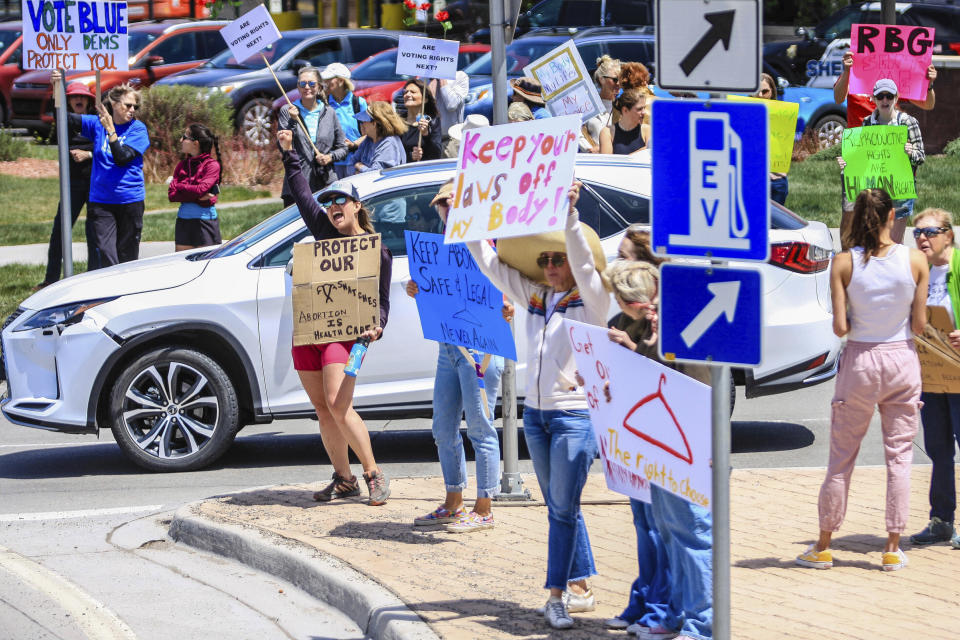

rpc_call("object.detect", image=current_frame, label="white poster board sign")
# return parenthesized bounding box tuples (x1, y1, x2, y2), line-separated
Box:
(22, 0, 129, 71)
(220, 4, 281, 64)
(443, 114, 580, 244)
(523, 40, 603, 123)
(566, 319, 713, 510)
(396, 35, 458, 80)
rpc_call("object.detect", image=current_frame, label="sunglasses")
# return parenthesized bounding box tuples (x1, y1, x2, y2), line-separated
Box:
(298, 80, 318, 88)
(118, 102, 139, 110)
(320, 195, 350, 207)
(180, 134, 196, 141)
(536, 254, 567, 268)
(913, 226, 950, 239)
(602, 75, 619, 82)
(875, 92, 896, 101)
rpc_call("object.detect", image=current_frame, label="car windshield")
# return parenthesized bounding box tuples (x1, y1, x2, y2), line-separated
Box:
(204, 206, 302, 258)
(0, 30, 21, 52)
(204, 36, 303, 69)
(128, 32, 158, 56)
(463, 40, 562, 76)
(814, 5, 862, 40)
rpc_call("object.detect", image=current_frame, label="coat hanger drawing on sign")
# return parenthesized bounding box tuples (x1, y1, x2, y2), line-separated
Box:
(622, 373, 694, 465)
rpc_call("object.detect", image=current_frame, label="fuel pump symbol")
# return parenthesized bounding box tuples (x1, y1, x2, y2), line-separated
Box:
(669, 112, 750, 250)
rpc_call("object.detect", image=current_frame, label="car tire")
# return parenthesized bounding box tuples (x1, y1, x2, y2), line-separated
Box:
(109, 347, 239, 472)
(237, 97, 274, 148)
(813, 114, 845, 150)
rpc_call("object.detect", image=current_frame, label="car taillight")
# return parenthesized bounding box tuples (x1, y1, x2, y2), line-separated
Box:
(769, 241, 831, 273)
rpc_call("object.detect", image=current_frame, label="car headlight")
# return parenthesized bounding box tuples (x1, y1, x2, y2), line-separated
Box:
(466, 87, 489, 104)
(214, 82, 242, 94)
(14, 298, 117, 332)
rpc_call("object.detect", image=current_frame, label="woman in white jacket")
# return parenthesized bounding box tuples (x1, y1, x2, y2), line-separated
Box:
(468, 181, 609, 630)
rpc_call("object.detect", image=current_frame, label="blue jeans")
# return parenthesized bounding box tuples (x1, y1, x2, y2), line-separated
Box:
(522, 407, 598, 589)
(920, 392, 960, 523)
(619, 498, 672, 625)
(649, 486, 713, 639)
(770, 175, 788, 206)
(432, 343, 504, 498)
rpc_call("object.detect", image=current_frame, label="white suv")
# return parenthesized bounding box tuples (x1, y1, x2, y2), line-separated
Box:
(1, 154, 839, 471)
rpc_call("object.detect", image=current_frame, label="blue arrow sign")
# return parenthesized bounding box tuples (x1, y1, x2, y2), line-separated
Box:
(659, 263, 762, 367)
(651, 100, 769, 262)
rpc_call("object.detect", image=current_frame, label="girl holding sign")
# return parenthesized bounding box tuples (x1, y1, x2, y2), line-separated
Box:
(278, 128, 394, 506)
(468, 182, 609, 630)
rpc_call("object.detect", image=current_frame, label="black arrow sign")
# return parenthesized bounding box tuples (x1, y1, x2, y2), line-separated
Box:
(679, 9, 736, 76)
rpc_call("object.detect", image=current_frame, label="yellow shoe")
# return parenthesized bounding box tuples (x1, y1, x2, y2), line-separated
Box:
(882, 549, 908, 571)
(795, 544, 833, 569)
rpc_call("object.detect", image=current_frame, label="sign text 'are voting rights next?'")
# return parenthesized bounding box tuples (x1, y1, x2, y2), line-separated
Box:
(23, 0, 129, 71)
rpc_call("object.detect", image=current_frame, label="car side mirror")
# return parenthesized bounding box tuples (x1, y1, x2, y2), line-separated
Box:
(795, 26, 808, 39)
(144, 55, 164, 67)
(290, 59, 309, 76)
(777, 76, 789, 91)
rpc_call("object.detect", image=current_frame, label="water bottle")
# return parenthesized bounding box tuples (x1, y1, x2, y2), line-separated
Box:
(344, 337, 371, 377)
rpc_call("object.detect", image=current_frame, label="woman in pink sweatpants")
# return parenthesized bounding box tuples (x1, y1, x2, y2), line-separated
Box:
(796, 188, 929, 572)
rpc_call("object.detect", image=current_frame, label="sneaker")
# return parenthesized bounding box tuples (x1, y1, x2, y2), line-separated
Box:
(795, 544, 833, 569)
(445, 511, 494, 533)
(632, 625, 679, 640)
(909, 517, 956, 545)
(414, 505, 465, 526)
(952, 532, 960, 550)
(882, 548, 908, 571)
(543, 596, 574, 630)
(363, 469, 390, 506)
(312, 472, 360, 502)
(604, 617, 630, 630)
(565, 589, 595, 613)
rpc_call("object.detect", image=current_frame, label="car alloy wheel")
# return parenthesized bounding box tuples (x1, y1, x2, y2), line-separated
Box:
(814, 114, 845, 150)
(239, 98, 274, 147)
(110, 347, 239, 472)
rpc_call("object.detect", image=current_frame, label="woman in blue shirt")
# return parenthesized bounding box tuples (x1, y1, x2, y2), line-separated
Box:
(323, 62, 366, 178)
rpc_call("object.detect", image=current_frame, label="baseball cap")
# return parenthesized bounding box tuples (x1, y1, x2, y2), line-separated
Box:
(66, 82, 95, 99)
(873, 78, 898, 96)
(354, 107, 372, 122)
(317, 180, 361, 203)
(320, 62, 351, 81)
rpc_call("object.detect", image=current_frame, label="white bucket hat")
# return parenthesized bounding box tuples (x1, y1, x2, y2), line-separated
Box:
(447, 114, 490, 142)
(321, 62, 351, 80)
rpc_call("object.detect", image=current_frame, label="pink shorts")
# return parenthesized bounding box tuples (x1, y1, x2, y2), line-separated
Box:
(292, 340, 354, 371)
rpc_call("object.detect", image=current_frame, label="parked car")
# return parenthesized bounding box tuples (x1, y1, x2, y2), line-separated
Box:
(765, 0, 960, 86)
(126, 0, 211, 22)
(10, 20, 229, 136)
(471, 0, 653, 42)
(0, 154, 839, 472)
(0, 21, 21, 125)
(273, 43, 491, 113)
(157, 29, 409, 147)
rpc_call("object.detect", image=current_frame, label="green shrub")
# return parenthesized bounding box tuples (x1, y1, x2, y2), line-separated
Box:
(945, 137, 960, 158)
(139, 84, 234, 154)
(805, 143, 842, 162)
(0, 128, 29, 161)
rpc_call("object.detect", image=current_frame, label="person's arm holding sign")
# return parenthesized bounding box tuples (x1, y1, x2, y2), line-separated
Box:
(834, 52, 936, 110)
(565, 181, 610, 318)
(278, 129, 337, 239)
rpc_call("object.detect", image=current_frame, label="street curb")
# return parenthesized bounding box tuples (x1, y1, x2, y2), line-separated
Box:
(168, 501, 440, 640)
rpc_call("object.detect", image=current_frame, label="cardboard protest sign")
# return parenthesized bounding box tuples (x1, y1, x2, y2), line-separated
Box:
(727, 94, 799, 172)
(841, 125, 916, 200)
(220, 4, 281, 64)
(915, 306, 960, 394)
(566, 319, 712, 509)
(444, 115, 580, 244)
(849, 23, 935, 101)
(22, 0, 129, 71)
(524, 40, 603, 122)
(404, 231, 517, 360)
(291, 235, 381, 346)
(395, 35, 458, 80)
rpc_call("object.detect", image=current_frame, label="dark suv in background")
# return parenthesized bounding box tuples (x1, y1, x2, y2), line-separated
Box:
(470, 0, 652, 42)
(765, 0, 960, 85)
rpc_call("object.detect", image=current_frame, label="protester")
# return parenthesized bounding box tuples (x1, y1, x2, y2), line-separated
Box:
(833, 50, 936, 128)
(796, 188, 927, 572)
(352, 102, 407, 173)
(406, 180, 506, 532)
(507, 102, 534, 123)
(837, 78, 926, 245)
(599, 259, 713, 640)
(755, 72, 789, 205)
(167, 123, 223, 251)
(427, 70, 469, 142)
(580, 55, 620, 153)
(908, 208, 960, 549)
(400, 79, 442, 163)
(599, 89, 650, 155)
(54, 70, 150, 270)
(617, 61, 655, 126)
(444, 114, 488, 159)
(278, 66, 347, 207)
(468, 182, 609, 629)
(509, 78, 549, 119)
(37, 81, 95, 289)
(323, 62, 367, 178)
(278, 127, 393, 505)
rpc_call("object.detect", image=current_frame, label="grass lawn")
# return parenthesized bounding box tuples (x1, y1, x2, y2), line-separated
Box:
(784, 153, 960, 227)
(0, 262, 87, 320)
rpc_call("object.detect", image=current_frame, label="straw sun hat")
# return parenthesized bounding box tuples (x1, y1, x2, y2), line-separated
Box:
(496, 225, 607, 286)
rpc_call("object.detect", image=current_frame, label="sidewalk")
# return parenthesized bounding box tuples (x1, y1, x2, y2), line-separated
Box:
(170, 466, 960, 640)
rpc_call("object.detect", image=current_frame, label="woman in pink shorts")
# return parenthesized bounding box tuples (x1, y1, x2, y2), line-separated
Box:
(279, 128, 393, 506)
(796, 188, 928, 572)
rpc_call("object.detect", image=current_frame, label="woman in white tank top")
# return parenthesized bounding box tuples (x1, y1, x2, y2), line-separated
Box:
(796, 188, 928, 572)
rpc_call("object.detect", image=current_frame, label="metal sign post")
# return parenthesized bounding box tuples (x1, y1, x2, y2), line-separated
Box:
(54, 68, 73, 279)
(710, 364, 731, 640)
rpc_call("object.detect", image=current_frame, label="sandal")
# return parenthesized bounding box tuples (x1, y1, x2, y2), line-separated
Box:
(312, 471, 360, 502)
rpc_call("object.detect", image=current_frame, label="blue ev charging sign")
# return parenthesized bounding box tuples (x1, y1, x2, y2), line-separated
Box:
(651, 100, 770, 262)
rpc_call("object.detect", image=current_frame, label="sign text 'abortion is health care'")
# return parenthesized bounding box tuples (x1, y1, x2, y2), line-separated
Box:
(23, 0, 128, 71)
(444, 115, 580, 244)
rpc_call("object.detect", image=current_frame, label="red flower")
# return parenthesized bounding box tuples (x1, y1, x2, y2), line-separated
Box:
(435, 10, 449, 21)
(404, 0, 416, 8)
(419, 2, 431, 10)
